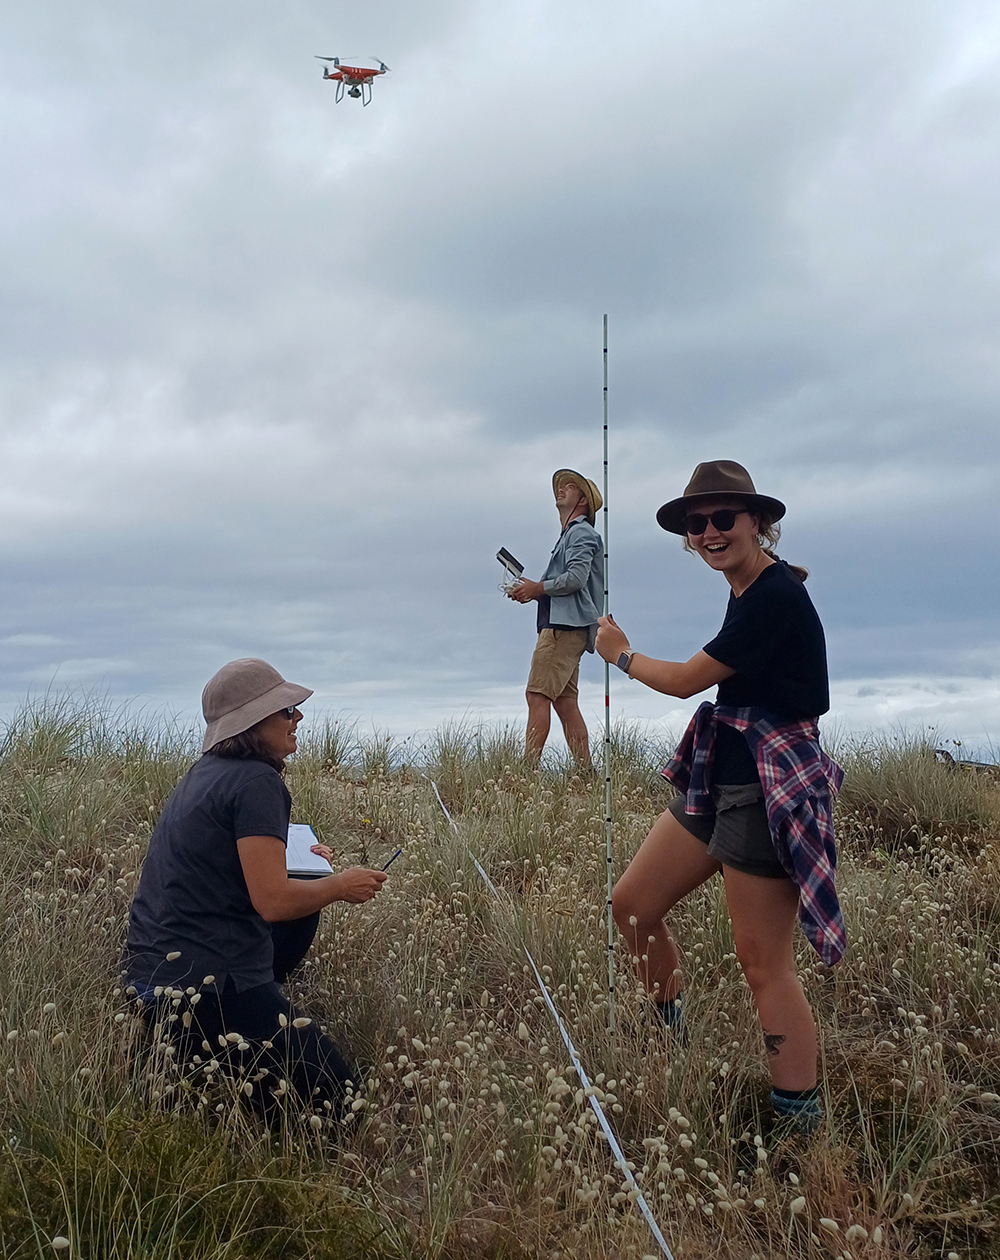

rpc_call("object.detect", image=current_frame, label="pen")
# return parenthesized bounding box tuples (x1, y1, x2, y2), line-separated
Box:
(381, 848, 402, 871)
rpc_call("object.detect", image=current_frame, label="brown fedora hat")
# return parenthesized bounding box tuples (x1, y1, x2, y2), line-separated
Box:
(201, 658, 313, 752)
(552, 468, 603, 524)
(656, 460, 785, 535)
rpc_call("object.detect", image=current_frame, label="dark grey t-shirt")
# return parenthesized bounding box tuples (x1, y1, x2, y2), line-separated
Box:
(124, 755, 291, 993)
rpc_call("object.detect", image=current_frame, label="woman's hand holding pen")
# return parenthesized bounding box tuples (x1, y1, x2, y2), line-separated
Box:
(333, 867, 388, 904)
(596, 614, 630, 664)
(310, 845, 393, 903)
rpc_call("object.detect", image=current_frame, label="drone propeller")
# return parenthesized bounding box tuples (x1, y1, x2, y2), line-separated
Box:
(314, 56, 340, 64)
(370, 57, 390, 71)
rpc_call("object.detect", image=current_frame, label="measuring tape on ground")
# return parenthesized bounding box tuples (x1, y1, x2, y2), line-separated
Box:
(428, 779, 675, 1260)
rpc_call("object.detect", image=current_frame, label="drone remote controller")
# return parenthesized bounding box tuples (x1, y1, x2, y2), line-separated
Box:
(496, 547, 524, 592)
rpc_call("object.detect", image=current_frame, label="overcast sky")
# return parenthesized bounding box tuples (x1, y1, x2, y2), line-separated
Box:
(2, 0, 1000, 752)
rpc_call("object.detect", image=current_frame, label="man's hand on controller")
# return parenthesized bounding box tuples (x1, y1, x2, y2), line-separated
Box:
(509, 579, 544, 603)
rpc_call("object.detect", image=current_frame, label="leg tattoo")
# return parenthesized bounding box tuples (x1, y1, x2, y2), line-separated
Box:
(764, 1032, 786, 1058)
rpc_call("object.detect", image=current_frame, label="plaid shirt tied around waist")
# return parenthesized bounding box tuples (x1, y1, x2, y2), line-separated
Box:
(662, 702, 846, 966)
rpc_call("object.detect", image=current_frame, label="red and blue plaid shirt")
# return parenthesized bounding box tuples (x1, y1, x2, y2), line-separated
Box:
(662, 702, 846, 966)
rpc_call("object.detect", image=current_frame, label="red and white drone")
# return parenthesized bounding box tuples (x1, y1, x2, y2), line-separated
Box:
(314, 56, 389, 106)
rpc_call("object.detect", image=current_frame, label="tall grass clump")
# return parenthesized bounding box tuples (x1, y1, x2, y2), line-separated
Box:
(835, 731, 1000, 846)
(2, 696, 999, 1258)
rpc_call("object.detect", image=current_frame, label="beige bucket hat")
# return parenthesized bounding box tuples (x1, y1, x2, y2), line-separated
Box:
(201, 658, 313, 752)
(552, 468, 603, 525)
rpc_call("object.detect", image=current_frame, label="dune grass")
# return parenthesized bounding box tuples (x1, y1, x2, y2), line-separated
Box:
(1, 697, 999, 1258)
(834, 731, 1000, 847)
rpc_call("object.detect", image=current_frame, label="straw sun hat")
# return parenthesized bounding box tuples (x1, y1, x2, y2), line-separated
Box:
(552, 468, 603, 524)
(201, 658, 313, 752)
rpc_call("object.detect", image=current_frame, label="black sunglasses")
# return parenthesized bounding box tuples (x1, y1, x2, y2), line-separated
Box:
(684, 508, 750, 536)
(279, 706, 299, 719)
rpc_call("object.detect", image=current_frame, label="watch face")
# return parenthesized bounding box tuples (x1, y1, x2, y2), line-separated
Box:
(617, 652, 631, 671)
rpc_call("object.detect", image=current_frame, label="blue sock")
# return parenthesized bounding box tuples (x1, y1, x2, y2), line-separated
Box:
(655, 993, 685, 1028)
(770, 1086, 822, 1131)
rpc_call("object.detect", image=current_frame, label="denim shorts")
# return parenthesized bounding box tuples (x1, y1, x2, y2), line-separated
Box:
(668, 782, 788, 880)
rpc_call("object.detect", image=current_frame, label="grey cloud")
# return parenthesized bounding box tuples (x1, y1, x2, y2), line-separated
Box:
(0, 0, 999, 743)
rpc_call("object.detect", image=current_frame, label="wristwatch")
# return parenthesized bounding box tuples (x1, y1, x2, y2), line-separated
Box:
(616, 650, 635, 676)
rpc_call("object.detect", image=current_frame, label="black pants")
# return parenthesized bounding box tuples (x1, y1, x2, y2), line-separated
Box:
(151, 914, 353, 1120)
(180, 976, 353, 1119)
(271, 911, 320, 984)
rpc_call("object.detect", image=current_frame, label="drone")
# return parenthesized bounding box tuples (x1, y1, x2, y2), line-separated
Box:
(314, 56, 389, 106)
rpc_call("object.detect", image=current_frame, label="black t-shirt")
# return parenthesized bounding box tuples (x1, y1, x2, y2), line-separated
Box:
(124, 755, 291, 992)
(703, 560, 829, 784)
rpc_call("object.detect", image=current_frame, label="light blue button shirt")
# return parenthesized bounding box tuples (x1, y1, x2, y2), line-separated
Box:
(541, 516, 605, 652)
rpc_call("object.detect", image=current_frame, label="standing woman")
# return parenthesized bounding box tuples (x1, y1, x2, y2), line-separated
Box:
(124, 658, 387, 1118)
(596, 462, 843, 1132)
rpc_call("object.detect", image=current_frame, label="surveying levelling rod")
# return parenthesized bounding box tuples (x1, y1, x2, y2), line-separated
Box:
(602, 314, 615, 1033)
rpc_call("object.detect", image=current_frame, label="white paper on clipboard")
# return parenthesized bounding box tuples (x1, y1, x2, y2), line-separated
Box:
(285, 824, 334, 876)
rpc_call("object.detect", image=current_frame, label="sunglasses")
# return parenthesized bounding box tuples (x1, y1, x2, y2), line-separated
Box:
(279, 706, 299, 719)
(685, 508, 750, 536)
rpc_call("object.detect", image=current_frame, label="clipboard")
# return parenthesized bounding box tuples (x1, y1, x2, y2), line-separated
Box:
(285, 824, 334, 877)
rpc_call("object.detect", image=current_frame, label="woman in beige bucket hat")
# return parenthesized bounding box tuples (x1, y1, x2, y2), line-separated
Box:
(124, 658, 387, 1120)
(596, 461, 843, 1134)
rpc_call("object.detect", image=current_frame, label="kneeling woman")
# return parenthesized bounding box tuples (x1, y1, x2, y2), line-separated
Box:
(124, 658, 387, 1117)
(596, 461, 843, 1131)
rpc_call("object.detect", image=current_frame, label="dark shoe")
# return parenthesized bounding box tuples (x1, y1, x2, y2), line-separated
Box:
(652, 994, 688, 1044)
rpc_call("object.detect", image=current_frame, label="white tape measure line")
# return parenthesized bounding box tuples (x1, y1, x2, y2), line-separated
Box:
(428, 780, 675, 1260)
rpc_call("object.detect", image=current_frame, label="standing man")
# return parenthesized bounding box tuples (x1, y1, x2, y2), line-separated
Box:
(509, 469, 604, 769)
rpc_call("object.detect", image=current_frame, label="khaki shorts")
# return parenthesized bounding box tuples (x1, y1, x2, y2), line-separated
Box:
(526, 628, 588, 701)
(668, 782, 789, 880)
